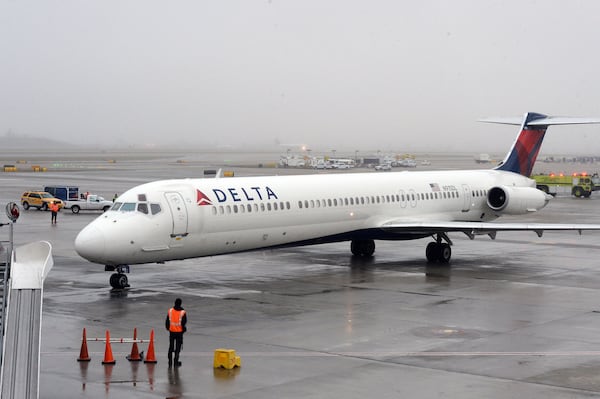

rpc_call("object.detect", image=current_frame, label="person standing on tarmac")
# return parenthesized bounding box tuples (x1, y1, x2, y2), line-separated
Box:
(49, 201, 59, 224)
(165, 298, 187, 367)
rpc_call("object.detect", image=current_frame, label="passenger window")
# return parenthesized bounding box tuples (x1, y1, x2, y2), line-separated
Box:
(267, 203, 272, 211)
(137, 203, 149, 214)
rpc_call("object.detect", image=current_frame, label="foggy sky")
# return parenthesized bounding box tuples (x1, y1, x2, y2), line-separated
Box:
(2, 0, 600, 154)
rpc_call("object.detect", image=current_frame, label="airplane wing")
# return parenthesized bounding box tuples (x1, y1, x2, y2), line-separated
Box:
(379, 221, 600, 239)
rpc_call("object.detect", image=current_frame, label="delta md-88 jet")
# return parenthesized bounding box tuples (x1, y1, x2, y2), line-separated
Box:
(76, 112, 600, 289)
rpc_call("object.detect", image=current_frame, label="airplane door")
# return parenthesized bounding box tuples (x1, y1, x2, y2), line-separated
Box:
(164, 192, 188, 236)
(461, 184, 471, 212)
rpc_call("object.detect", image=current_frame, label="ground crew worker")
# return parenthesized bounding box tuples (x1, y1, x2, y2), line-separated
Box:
(165, 298, 187, 367)
(49, 201, 59, 224)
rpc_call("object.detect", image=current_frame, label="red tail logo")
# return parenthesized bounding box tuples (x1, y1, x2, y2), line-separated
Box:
(196, 190, 212, 206)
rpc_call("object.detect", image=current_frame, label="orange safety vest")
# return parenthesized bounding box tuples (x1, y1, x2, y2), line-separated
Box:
(168, 308, 186, 332)
(49, 203, 59, 212)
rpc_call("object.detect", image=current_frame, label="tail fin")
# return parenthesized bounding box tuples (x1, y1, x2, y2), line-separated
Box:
(480, 112, 600, 177)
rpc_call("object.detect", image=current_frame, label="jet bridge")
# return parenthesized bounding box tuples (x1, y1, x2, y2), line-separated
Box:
(0, 241, 53, 399)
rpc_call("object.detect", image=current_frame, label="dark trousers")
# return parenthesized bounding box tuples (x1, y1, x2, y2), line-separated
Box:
(168, 332, 184, 361)
(51, 211, 57, 223)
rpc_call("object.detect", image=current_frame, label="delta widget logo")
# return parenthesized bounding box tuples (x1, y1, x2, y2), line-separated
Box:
(196, 190, 213, 206)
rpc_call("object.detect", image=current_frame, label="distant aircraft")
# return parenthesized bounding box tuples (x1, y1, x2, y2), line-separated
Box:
(75, 112, 600, 289)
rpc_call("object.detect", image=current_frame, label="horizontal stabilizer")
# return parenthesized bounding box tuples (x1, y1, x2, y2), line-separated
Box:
(480, 115, 600, 127)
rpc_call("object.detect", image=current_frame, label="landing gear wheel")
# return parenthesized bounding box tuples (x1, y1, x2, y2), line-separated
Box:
(438, 243, 451, 263)
(109, 273, 129, 289)
(426, 242, 438, 262)
(350, 239, 375, 257)
(425, 242, 452, 263)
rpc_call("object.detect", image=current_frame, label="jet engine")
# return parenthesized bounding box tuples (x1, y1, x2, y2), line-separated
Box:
(487, 186, 550, 215)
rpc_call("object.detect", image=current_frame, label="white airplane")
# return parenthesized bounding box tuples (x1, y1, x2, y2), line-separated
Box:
(76, 112, 600, 289)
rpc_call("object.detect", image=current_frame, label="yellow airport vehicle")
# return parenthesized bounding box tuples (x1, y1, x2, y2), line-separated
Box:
(531, 173, 594, 198)
(20, 191, 64, 210)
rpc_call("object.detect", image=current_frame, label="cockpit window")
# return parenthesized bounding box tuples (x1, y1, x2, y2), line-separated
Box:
(150, 203, 161, 215)
(138, 194, 147, 201)
(121, 203, 136, 212)
(111, 202, 122, 211)
(137, 203, 149, 214)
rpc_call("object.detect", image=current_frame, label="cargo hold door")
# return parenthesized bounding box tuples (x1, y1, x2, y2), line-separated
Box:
(164, 192, 188, 237)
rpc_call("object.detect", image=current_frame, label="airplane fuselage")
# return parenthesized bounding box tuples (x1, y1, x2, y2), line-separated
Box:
(75, 169, 541, 266)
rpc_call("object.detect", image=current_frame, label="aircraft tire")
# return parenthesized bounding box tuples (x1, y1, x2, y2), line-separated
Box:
(350, 239, 375, 257)
(109, 273, 129, 289)
(438, 243, 451, 263)
(426, 242, 438, 262)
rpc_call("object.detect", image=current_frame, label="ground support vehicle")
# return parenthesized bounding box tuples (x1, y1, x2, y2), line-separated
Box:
(44, 186, 79, 201)
(532, 173, 594, 198)
(20, 191, 64, 210)
(64, 194, 113, 213)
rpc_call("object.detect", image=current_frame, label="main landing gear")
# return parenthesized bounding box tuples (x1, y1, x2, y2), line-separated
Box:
(351, 235, 452, 263)
(425, 233, 452, 263)
(106, 264, 130, 289)
(350, 239, 376, 257)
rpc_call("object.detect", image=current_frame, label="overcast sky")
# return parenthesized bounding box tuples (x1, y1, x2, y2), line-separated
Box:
(2, 0, 600, 154)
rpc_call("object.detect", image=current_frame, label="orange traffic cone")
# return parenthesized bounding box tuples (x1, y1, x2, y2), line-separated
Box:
(77, 328, 91, 362)
(102, 330, 116, 365)
(144, 329, 157, 364)
(127, 328, 142, 361)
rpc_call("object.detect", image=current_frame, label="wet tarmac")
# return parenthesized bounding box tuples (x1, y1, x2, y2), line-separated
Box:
(3, 153, 600, 398)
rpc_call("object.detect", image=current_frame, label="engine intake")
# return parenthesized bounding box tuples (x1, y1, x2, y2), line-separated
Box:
(487, 186, 550, 215)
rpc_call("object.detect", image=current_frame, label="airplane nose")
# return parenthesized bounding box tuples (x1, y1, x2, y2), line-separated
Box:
(75, 224, 106, 263)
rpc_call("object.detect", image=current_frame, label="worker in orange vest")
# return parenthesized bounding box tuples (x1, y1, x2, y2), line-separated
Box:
(49, 201, 59, 224)
(165, 298, 187, 367)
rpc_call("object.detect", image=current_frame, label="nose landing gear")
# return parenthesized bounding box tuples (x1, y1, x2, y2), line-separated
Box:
(106, 264, 130, 289)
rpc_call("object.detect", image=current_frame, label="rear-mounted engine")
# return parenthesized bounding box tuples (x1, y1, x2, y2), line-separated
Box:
(487, 186, 550, 215)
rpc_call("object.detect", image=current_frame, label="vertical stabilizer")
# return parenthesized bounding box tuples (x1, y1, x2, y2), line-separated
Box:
(480, 113, 600, 177)
(494, 112, 548, 176)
